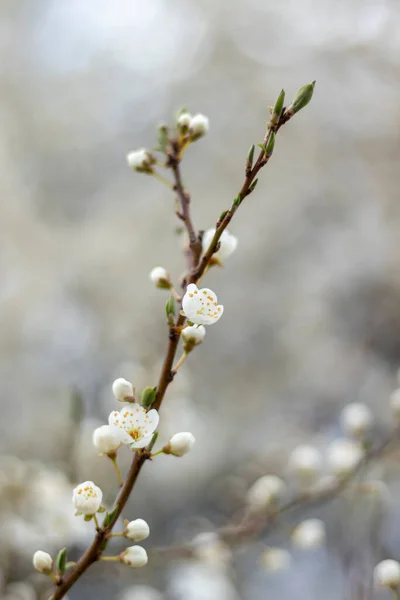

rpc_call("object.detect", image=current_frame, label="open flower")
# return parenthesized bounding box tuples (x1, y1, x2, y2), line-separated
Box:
(72, 481, 103, 515)
(202, 229, 238, 264)
(182, 284, 223, 326)
(109, 404, 159, 449)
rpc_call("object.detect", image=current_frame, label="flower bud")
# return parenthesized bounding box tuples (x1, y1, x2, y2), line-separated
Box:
(260, 547, 291, 573)
(112, 378, 135, 402)
(339, 402, 373, 439)
(126, 149, 154, 173)
(33, 550, 53, 574)
(141, 386, 157, 409)
(93, 425, 121, 455)
(189, 114, 209, 139)
(291, 518, 326, 550)
(125, 519, 150, 541)
(121, 545, 148, 568)
(192, 532, 231, 566)
(288, 444, 322, 484)
(72, 481, 103, 515)
(181, 325, 206, 351)
(289, 81, 315, 115)
(374, 559, 400, 588)
(246, 475, 286, 513)
(165, 432, 195, 456)
(202, 229, 238, 263)
(177, 112, 192, 129)
(149, 266, 171, 289)
(390, 388, 400, 419)
(326, 439, 363, 477)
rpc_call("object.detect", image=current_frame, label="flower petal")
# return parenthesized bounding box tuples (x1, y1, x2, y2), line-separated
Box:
(131, 433, 154, 449)
(109, 425, 132, 445)
(145, 409, 159, 431)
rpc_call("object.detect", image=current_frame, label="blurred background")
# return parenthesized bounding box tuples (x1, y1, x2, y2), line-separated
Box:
(1, 0, 400, 598)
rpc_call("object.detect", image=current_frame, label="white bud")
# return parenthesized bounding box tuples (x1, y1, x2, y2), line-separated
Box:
(260, 547, 291, 573)
(149, 266, 170, 289)
(125, 519, 150, 541)
(33, 550, 53, 573)
(288, 445, 322, 484)
(291, 518, 326, 550)
(121, 545, 148, 568)
(374, 559, 400, 588)
(177, 112, 192, 128)
(112, 378, 135, 402)
(126, 148, 154, 171)
(189, 114, 209, 138)
(390, 388, 400, 419)
(202, 228, 238, 263)
(93, 425, 121, 455)
(167, 432, 196, 457)
(181, 325, 206, 347)
(340, 402, 373, 439)
(246, 475, 286, 513)
(326, 439, 364, 476)
(72, 481, 103, 515)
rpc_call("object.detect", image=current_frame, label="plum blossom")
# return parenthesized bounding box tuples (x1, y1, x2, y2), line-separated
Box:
(202, 229, 238, 263)
(182, 284, 223, 326)
(72, 481, 103, 515)
(109, 404, 159, 449)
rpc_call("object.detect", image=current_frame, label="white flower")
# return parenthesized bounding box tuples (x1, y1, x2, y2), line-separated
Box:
(149, 266, 171, 289)
(121, 545, 148, 568)
(288, 445, 323, 484)
(246, 475, 286, 512)
(126, 148, 154, 171)
(72, 481, 103, 515)
(177, 112, 192, 128)
(202, 229, 238, 263)
(33, 550, 53, 573)
(181, 325, 206, 347)
(125, 519, 150, 541)
(182, 284, 223, 326)
(109, 405, 159, 449)
(189, 114, 209, 138)
(112, 378, 135, 402)
(326, 439, 364, 476)
(291, 519, 326, 550)
(260, 547, 291, 573)
(93, 425, 121, 455)
(339, 403, 373, 439)
(374, 559, 400, 588)
(167, 432, 196, 456)
(390, 389, 400, 418)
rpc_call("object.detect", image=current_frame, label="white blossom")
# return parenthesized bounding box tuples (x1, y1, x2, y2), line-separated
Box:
(109, 405, 159, 449)
(288, 445, 322, 484)
(246, 475, 286, 512)
(177, 112, 192, 128)
(182, 284, 223, 326)
(291, 518, 326, 550)
(326, 439, 364, 476)
(202, 229, 238, 263)
(112, 378, 135, 402)
(189, 114, 209, 138)
(167, 432, 196, 457)
(149, 266, 171, 289)
(72, 481, 103, 515)
(125, 519, 150, 541)
(339, 402, 373, 439)
(390, 389, 400, 418)
(93, 425, 121, 455)
(260, 547, 291, 573)
(181, 325, 206, 347)
(374, 559, 400, 588)
(121, 545, 148, 568)
(126, 148, 154, 171)
(33, 550, 53, 573)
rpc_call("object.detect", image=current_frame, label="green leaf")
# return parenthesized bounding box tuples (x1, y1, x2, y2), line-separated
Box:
(157, 125, 169, 153)
(165, 295, 176, 320)
(84, 514, 93, 522)
(265, 132, 275, 155)
(141, 386, 157, 408)
(103, 504, 119, 529)
(56, 548, 67, 575)
(272, 89, 285, 122)
(257, 142, 266, 151)
(246, 144, 255, 169)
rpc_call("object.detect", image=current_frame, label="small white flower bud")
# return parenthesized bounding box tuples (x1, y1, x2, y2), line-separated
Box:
(126, 148, 154, 172)
(121, 545, 148, 568)
(288, 445, 322, 484)
(374, 559, 400, 588)
(33, 550, 53, 573)
(260, 547, 291, 573)
(340, 402, 373, 439)
(390, 388, 400, 419)
(125, 519, 150, 541)
(246, 475, 286, 513)
(202, 229, 238, 263)
(166, 432, 196, 456)
(93, 425, 121, 455)
(189, 114, 209, 138)
(149, 266, 171, 289)
(181, 325, 206, 348)
(177, 112, 192, 128)
(326, 439, 364, 476)
(112, 378, 135, 402)
(72, 481, 103, 515)
(291, 518, 326, 550)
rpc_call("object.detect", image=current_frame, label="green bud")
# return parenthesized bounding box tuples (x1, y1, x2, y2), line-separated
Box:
(103, 504, 119, 529)
(84, 514, 93, 522)
(218, 209, 229, 222)
(56, 548, 67, 575)
(165, 295, 176, 321)
(246, 144, 255, 171)
(272, 89, 285, 122)
(249, 178, 259, 193)
(141, 386, 157, 408)
(157, 125, 169, 153)
(290, 81, 316, 114)
(265, 132, 275, 155)
(233, 195, 241, 207)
